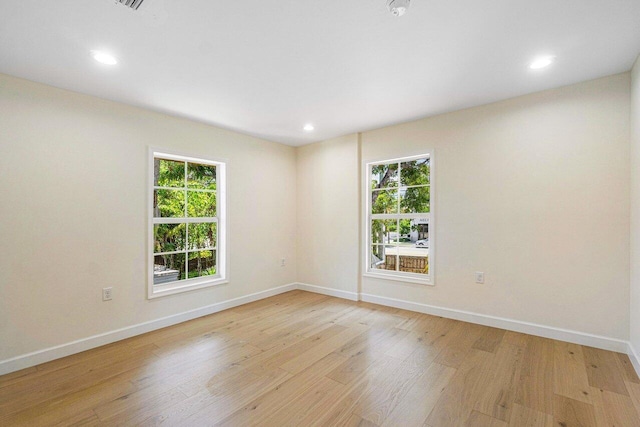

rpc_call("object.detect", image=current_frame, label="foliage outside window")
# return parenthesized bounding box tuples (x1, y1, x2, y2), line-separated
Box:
(149, 151, 226, 298)
(366, 154, 433, 284)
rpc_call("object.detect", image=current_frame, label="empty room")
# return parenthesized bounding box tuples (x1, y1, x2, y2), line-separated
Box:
(2, 0, 640, 426)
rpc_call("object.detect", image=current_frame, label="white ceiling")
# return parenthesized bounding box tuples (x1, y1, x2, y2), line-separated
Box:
(1, 0, 639, 146)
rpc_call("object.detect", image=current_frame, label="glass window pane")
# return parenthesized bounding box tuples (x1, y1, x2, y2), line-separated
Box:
(371, 245, 397, 271)
(154, 189, 185, 218)
(154, 158, 185, 188)
(188, 163, 216, 190)
(371, 220, 398, 244)
(371, 189, 398, 214)
(400, 187, 430, 213)
(398, 246, 429, 275)
(187, 250, 217, 279)
(399, 219, 412, 241)
(408, 218, 429, 242)
(153, 253, 186, 285)
(371, 163, 398, 189)
(154, 224, 186, 253)
(400, 157, 430, 187)
(188, 223, 217, 250)
(187, 191, 216, 217)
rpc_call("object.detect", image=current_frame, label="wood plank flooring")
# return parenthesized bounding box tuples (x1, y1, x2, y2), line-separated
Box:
(1, 290, 639, 426)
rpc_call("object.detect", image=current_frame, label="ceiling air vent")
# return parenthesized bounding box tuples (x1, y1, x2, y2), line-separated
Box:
(116, 0, 145, 10)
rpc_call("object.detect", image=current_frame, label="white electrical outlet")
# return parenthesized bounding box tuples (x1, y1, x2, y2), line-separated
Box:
(102, 287, 113, 301)
(475, 272, 484, 284)
(281, 258, 286, 267)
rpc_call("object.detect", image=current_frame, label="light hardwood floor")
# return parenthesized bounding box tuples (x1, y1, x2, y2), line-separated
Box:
(1, 290, 639, 426)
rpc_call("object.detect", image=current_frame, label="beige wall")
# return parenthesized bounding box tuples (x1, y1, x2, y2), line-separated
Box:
(1, 69, 634, 367)
(0, 74, 297, 361)
(365, 74, 632, 339)
(299, 74, 631, 340)
(363, 74, 630, 339)
(631, 56, 640, 353)
(296, 135, 360, 294)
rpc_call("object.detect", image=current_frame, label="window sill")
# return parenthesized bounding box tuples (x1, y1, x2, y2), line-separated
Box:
(363, 271, 434, 286)
(148, 276, 228, 299)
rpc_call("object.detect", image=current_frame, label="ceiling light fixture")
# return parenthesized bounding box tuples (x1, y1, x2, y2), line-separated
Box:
(303, 124, 315, 132)
(387, 0, 410, 16)
(529, 56, 555, 70)
(91, 51, 118, 65)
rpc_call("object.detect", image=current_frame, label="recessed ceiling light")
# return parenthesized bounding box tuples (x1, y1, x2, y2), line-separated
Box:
(529, 56, 554, 70)
(303, 124, 315, 132)
(91, 50, 118, 65)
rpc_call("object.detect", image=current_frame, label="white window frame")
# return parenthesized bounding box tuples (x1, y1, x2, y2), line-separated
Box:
(148, 148, 228, 299)
(363, 152, 434, 285)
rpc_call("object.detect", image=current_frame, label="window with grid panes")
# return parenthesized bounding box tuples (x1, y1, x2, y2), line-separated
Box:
(149, 150, 227, 298)
(365, 153, 433, 284)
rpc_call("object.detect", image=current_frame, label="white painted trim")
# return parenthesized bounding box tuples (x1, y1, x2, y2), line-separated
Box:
(362, 151, 435, 286)
(628, 342, 640, 378)
(296, 282, 359, 301)
(147, 147, 228, 299)
(359, 293, 629, 353)
(4, 282, 637, 378)
(362, 272, 434, 286)
(0, 283, 297, 376)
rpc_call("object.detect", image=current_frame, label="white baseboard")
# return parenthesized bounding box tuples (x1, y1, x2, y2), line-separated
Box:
(629, 342, 640, 377)
(358, 293, 630, 354)
(3, 282, 638, 378)
(0, 283, 297, 376)
(296, 282, 359, 301)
